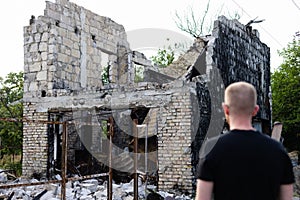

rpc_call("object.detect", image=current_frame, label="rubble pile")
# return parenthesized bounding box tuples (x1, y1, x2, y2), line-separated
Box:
(0, 172, 192, 200)
(294, 165, 300, 198)
(288, 151, 300, 198)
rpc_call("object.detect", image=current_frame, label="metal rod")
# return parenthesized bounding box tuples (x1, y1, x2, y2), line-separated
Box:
(0, 173, 109, 190)
(61, 122, 67, 200)
(145, 124, 148, 199)
(0, 179, 62, 189)
(133, 119, 138, 200)
(0, 117, 64, 124)
(108, 117, 113, 200)
(137, 124, 148, 198)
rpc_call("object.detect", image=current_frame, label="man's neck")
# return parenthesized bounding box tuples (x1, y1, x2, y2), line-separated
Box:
(228, 116, 255, 131)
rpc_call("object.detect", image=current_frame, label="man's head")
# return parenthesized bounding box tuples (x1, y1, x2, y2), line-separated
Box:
(223, 81, 259, 119)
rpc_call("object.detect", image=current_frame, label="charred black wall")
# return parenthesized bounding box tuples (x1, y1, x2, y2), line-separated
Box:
(212, 16, 271, 131)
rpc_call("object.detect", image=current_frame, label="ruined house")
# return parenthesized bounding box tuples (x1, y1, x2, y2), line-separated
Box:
(22, 0, 271, 194)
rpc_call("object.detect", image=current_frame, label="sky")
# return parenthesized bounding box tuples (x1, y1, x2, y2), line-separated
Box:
(0, 0, 299, 78)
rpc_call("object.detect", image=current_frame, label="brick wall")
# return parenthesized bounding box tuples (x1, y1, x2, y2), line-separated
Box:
(157, 84, 194, 192)
(22, 103, 48, 176)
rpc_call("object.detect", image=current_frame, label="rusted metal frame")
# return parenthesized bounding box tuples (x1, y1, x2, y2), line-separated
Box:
(145, 124, 148, 199)
(0, 118, 113, 199)
(108, 117, 114, 200)
(133, 119, 138, 200)
(0, 173, 109, 190)
(0, 117, 64, 124)
(61, 121, 67, 200)
(0, 179, 62, 189)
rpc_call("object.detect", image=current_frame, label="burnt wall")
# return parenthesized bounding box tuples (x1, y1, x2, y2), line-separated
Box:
(212, 16, 271, 125)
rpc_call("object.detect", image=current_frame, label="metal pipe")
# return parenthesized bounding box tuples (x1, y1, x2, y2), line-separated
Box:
(0, 179, 62, 189)
(145, 124, 148, 199)
(137, 124, 148, 199)
(0, 173, 109, 190)
(108, 117, 113, 200)
(0, 117, 64, 124)
(61, 122, 67, 200)
(133, 119, 138, 200)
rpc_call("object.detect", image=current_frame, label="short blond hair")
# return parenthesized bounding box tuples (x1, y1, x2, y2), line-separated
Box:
(224, 81, 257, 116)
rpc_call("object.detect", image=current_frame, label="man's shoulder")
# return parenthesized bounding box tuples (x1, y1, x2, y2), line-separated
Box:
(223, 129, 285, 150)
(204, 129, 281, 147)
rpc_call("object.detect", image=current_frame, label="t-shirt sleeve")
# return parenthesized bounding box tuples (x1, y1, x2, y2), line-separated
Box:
(196, 138, 218, 181)
(280, 151, 295, 184)
(196, 154, 214, 181)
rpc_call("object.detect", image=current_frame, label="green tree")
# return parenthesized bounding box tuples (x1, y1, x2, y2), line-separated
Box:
(101, 65, 110, 85)
(134, 64, 144, 83)
(0, 72, 24, 161)
(271, 33, 300, 151)
(150, 48, 175, 68)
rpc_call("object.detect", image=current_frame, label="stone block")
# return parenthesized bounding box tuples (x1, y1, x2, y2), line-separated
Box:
(39, 42, 48, 51)
(36, 71, 47, 81)
(30, 43, 38, 52)
(41, 52, 48, 61)
(29, 62, 41, 72)
(71, 49, 80, 58)
(41, 32, 48, 42)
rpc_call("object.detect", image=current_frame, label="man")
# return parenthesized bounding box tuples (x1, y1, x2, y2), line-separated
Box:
(195, 81, 294, 200)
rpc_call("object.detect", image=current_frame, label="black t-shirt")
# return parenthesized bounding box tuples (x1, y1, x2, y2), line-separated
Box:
(196, 129, 295, 200)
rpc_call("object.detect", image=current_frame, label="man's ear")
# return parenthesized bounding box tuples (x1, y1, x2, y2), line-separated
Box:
(222, 103, 230, 115)
(252, 105, 259, 116)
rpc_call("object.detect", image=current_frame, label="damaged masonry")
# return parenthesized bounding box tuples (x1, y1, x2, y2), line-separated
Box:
(18, 0, 271, 197)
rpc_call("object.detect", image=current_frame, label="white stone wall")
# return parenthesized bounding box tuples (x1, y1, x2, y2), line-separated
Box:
(23, 0, 130, 98)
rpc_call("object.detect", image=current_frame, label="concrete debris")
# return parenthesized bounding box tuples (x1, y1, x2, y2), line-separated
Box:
(289, 151, 299, 167)
(0, 175, 192, 200)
